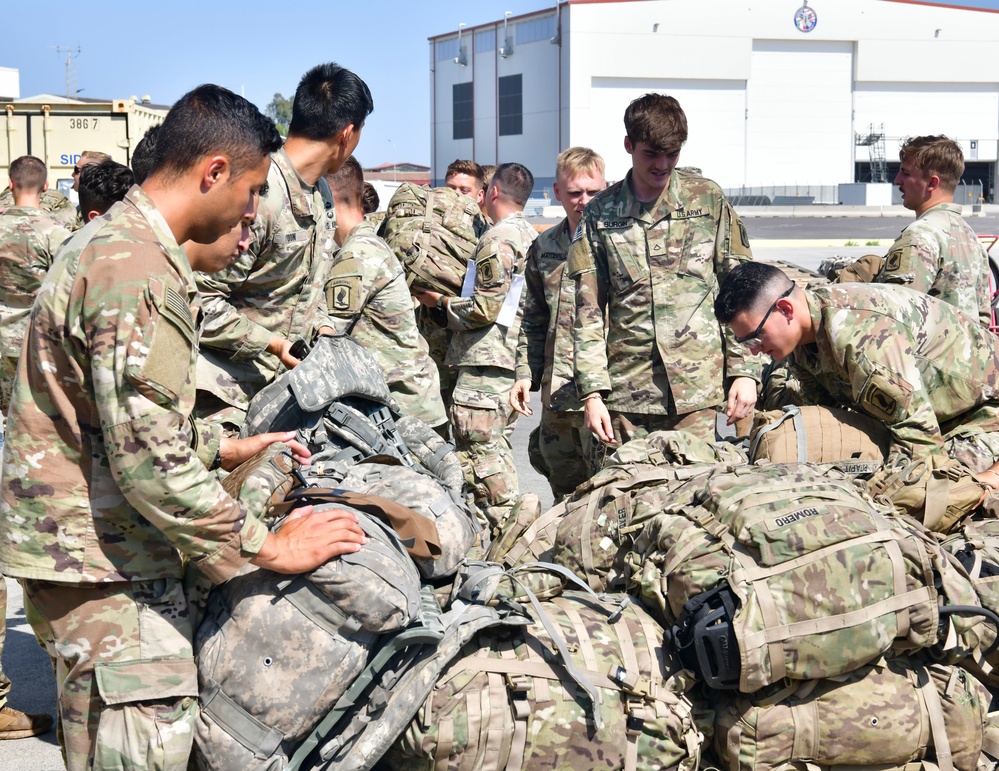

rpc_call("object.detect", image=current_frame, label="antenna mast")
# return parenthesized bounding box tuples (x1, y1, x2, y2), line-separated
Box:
(54, 46, 82, 98)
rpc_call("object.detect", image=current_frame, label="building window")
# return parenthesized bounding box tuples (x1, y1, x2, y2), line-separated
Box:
(475, 28, 495, 53)
(453, 82, 473, 140)
(437, 38, 459, 61)
(498, 74, 522, 136)
(516, 15, 555, 44)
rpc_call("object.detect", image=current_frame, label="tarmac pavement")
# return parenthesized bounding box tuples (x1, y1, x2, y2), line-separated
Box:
(2, 205, 993, 769)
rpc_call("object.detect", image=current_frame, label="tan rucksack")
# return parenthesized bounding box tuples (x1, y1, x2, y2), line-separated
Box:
(749, 404, 891, 477)
(378, 183, 489, 296)
(382, 590, 707, 771)
(713, 655, 990, 771)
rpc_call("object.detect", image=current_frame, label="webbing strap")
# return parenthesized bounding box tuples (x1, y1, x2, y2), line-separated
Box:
(730, 529, 899, 583)
(983, 713, 999, 760)
(740, 586, 934, 650)
(789, 694, 820, 762)
(501, 502, 566, 567)
(433, 717, 455, 771)
(916, 665, 954, 771)
(749, 405, 807, 462)
(199, 679, 283, 760)
(733, 544, 786, 684)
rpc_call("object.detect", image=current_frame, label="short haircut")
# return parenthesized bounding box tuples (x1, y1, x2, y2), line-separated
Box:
(150, 84, 282, 181)
(624, 93, 688, 153)
(490, 162, 534, 207)
(556, 147, 605, 182)
(714, 262, 791, 323)
(131, 125, 161, 185)
(325, 155, 364, 211)
(79, 160, 134, 217)
(899, 135, 964, 192)
(9, 155, 47, 193)
(480, 165, 496, 190)
(445, 159, 485, 189)
(289, 62, 374, 141)
(361, 181, 379, 214)
(80, 150, 112, 166)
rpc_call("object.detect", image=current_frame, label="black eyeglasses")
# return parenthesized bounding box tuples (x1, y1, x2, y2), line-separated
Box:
(734, 283, 794, 345)
(72, 165, 84, 174)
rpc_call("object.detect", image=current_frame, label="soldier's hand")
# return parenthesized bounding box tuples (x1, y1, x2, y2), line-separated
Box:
(251, 506, 366, 574)
(510, 379, 533, 416)
(220, 431, 312, 471)
(413, 287, 443, 309)
(724, 376, 758, 425)
(267, 336, 302, 370)
(583, 395, 615, 444)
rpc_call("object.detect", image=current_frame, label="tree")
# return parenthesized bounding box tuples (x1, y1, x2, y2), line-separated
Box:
(266, 92, 293, 136)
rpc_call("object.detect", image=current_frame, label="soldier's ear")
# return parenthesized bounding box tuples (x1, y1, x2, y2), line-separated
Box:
(624, 136, 634, 155)
(202, 156, 229, 189)
(926, 173, 941, 193)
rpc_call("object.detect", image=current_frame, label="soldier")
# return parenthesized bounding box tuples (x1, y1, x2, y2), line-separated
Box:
(838, 135, 991, 326)
(70, 150, 112, 193)
(414, 163, 538, 533)
(445, 158, 486, 210)
(0, 85, 365, 771)
(323, 157, 447, 429)
(510, 147, 606, 500)
(131, 125, 162, 184)
(0, 155, 72, 416)
(0, 154, 69, 740)
(714, 261, 999, 480)
(195, 62, 373, 432)
(567, 93, 757, 464)
(77, 159, 134, 222)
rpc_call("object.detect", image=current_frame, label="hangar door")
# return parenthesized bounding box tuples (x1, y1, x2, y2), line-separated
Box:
(745, 40, 853, 187)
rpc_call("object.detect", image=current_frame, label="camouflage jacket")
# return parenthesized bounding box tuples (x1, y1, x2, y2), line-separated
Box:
(0, 186, 268, 584)
(514, 218, 582, 411)
(567, 168, 757, 415)
(445, 210, 538, 372)
(875, 202, 991, 326)
(0, 206, 71, 359)
(326, 219, 447, 427)
(195, 148, 338, 405)
(0, 187, 80, 231)
(790, 283, 999, 461)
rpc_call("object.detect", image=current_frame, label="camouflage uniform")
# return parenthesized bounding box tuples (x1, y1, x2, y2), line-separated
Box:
(873, 202, 991, 326)
(325, 219, 447, 427)
(0, 187, 80, 231)
(195, 148, 338, 428)
(515, 218, 592, 499)
(445, 211, 537, 532)
(0, 205, 71, 415)
(784, 282, 999, 468)
(0, 186, 269, 770)
(567, 168, 756, 459)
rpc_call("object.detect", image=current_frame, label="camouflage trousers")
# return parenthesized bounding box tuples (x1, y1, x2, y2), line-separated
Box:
(529, 408, 593, 501)
(0, 578, 9, 709)
(22, 578, 198, 771)
(593, 408, 717, 471)
(417, 308, 458, 415)
(0, 355, 17, 417)
(450, 365, 520, 536)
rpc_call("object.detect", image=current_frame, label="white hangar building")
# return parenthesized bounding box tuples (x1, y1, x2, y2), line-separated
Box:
(428, 0, 999, 203)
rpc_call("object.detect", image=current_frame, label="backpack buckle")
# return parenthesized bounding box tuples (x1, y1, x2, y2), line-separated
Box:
(671, 584, 741, 690)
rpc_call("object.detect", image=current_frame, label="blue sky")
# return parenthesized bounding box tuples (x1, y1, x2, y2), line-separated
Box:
(2, 0, 546, 168)
(6, 1, 999, 167)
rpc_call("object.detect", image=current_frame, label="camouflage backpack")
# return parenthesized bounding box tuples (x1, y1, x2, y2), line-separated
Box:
(379, 588, 706, 771)
(378, 182, 489, 296)
(749, 404, 891, 478)
(632, 463, 988, 693)
(713, 655, 990, 771)
(193, 502, 427, 771)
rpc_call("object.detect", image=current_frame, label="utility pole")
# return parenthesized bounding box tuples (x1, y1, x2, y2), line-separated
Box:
(54, 46, 82, 98)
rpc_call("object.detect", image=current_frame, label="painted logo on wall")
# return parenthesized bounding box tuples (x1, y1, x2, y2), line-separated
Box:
(794, 3, 818, 32)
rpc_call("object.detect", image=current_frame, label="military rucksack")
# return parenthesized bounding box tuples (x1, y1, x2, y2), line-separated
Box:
(657, 464, 988, 693)
(378, 182, 489, 296)
(379, 589, 706, 771)
(713, 655, 990, 771)
(749, 404, 890, 477)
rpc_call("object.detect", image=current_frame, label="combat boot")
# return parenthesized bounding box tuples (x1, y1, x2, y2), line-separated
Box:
(0, 705, 53, 739)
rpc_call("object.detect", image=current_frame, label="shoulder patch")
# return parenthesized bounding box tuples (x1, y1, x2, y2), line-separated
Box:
(477, 254, 501, 286)
(883, 248, 905, 274)
(859, 369, 912, 423)
(325, 274, 362, 315)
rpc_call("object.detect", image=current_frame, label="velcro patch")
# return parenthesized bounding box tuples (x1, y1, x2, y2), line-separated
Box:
(883, 248, 906, 274)
(326, 274, 362, 315)
(859, 370, 912, 423)
(477, 255, 501, 286)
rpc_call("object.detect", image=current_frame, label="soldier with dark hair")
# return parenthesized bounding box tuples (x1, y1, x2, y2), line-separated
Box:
(361, 181, 379, 215)
(0, 84, 365, 770)
(715, 260, 999, 480)
(195, 62, 373, 433)
(78, 159, 135, 222)
(324, 157, 446, 428)
(130, 124, 161, 185)
(568, 94, 757, 465)
(415, 162, 538, 533)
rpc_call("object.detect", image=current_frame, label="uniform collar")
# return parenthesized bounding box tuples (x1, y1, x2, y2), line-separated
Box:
(272, 147, 317, 219)
(610, 170, 684, 224)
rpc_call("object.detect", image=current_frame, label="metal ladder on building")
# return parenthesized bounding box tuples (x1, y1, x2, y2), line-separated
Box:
(855, 123, 888, 183)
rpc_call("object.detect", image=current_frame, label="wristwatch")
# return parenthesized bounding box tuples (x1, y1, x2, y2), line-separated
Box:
(209, 447, 223, 471)
(436, 295, 446, 310)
